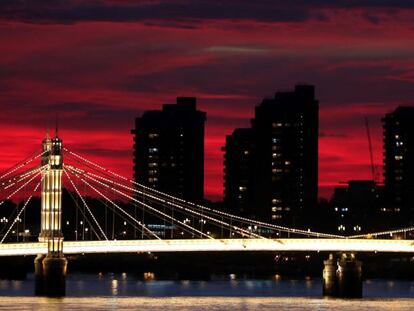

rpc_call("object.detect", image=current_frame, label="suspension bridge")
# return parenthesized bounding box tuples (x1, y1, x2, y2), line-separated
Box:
(0, 133, 413, 296)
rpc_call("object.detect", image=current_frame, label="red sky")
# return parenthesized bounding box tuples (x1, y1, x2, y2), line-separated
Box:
(1, 1, 414, 201)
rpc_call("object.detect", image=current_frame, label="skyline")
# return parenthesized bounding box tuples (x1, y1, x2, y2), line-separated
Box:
(2, 1, 414, 200)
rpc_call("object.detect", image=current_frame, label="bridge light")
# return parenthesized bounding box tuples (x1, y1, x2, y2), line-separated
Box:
(85, 228, 89, 232)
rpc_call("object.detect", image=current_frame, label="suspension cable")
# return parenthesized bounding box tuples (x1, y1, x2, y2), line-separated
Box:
(66, 168, 160, 240)
(1, 172, 43, 243)
(66, 165, 213, 240)
(0, 150, 46, 181)
(63, 148, 342, 238)
(68, 165, 264, 239)
(1, 165, 46, 191)
(64, 169, 108, 241)
(0, 168, 45, 208)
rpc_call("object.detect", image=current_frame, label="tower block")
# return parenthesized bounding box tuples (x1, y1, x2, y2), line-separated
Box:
(35, 132, 67, 296)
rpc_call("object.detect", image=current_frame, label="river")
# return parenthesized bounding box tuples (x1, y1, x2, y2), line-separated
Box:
(0, 274, 413, 310)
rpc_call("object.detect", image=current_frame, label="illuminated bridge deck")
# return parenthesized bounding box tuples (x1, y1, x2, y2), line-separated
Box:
(0, 239, 414, 256)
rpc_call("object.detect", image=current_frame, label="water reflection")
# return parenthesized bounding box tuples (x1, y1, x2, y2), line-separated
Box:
(111, 279, 118, 296)
(0, 274, 412, 310)
(0, 297, 412, 311)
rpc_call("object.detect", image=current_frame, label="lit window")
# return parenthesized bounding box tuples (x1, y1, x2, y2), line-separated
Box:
(395, 155, 403, 160)
(149, 148, 158, 153)
(148, 133, 159, 139)
(239, 186, 247, 192)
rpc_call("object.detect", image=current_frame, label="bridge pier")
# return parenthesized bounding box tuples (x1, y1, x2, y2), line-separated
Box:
(34, 254, 45, 296)
(34, 254, 67, 297)
(322, 253, 362, 298)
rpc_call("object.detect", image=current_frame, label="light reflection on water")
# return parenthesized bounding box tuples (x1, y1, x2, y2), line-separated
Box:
(0, 297, 413, 311)
(0, 274, 412, 310)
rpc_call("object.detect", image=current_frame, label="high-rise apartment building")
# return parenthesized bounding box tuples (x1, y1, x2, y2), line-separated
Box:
(223, 85, 318, 225)
(132, 97, 206, 202)
(383, 106, 414, 216)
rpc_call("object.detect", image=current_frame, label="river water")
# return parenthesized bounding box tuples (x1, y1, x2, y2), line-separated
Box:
(0, 274, 413, 310)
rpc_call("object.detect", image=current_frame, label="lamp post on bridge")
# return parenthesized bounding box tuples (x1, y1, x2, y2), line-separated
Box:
(34, 132, 67, 296)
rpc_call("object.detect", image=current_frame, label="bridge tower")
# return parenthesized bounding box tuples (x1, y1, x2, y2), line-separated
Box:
(34, 132, 67, 296)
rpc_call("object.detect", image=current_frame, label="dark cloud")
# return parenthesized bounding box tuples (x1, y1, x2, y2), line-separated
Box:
(0, 1, 313, 24)
(3, 0, 414, 25)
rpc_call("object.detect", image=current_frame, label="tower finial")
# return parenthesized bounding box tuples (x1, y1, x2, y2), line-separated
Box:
(55, 113, 59, 138)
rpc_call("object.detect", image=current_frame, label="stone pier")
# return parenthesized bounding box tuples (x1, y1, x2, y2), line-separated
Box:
(323, 253, 362, 298)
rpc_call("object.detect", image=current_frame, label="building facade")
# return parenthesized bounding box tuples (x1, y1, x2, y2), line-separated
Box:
(223, 128, 254, 218)
(132, 97, 206, 202)
(223, 85, 318, 226)
(383, 106, 414, 218)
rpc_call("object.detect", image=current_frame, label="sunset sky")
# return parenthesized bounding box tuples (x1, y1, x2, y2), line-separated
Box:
(1, 1, 414, 200)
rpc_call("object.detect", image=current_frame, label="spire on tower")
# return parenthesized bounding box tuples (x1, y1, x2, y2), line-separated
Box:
(55, 113, 59, 138)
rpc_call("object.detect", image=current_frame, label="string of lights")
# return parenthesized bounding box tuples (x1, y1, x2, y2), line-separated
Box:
(1, 171, 44, 243)
(67, 165, 265, 239)
(66, 168, 161, 240)
(2, 165, 47, 191)
(63, 169, 109, 241)
(0, 168, 45, 209)
(65, 165, 214, 240)
(0, 150, 46, 182)
(63, 149, 342, 238)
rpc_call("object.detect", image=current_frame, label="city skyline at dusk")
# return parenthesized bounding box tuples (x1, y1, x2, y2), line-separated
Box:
(2, 1, 414, 200)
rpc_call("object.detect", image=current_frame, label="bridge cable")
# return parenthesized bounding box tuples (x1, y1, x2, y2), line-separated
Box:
(65, 165, 213, 240)
(1, 171, 43, 243)
(66, 167, 161, 240)
(66, 165, 259, 239)
(0, 150, 47, 182)
(63, 148, 343, 238)
(64, 169, 109, 241)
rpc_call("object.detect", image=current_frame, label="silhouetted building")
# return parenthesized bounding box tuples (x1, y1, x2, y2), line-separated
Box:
(132, 97, 206, 202)
(331, 180, 382, 234)
(223, 85, 318, 225)
(223, 128, 254, 218)
(383, 106, 414, 219)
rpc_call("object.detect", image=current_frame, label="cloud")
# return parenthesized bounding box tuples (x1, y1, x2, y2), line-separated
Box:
(2, 2, 414, 200)
(3, 0, 414, 26)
